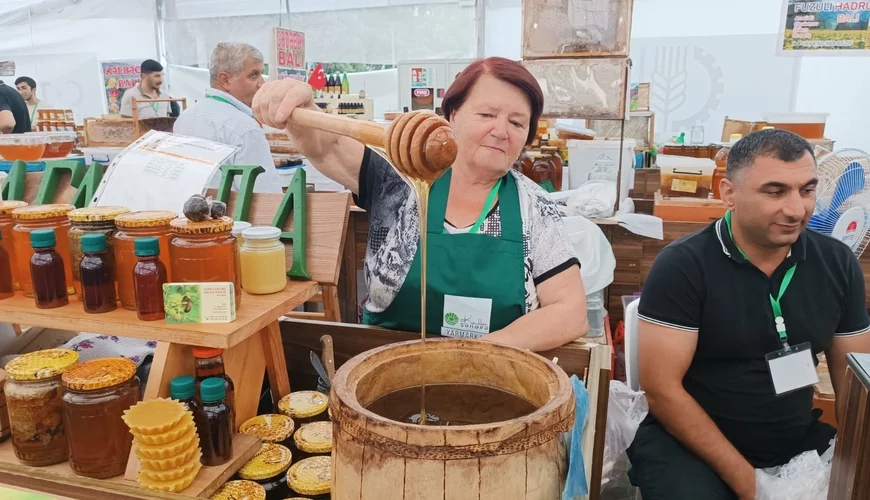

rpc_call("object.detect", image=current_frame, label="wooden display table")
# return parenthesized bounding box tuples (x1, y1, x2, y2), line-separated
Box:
(0, 282, 318, 499)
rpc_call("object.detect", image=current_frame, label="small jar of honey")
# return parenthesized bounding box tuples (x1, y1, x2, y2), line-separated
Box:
(12, 204, 75, 297)
(237, 443, 294, 499)
(278, 391, 329, 427)
(5, 349, 79, 466)
(169, 216, 241, 310)
(67, 206, 129, 297)
(0, 201, 28, 290)
(114, 211, 176, 310)
(239, 227, 287, 295)
(61, 357, 140, 478)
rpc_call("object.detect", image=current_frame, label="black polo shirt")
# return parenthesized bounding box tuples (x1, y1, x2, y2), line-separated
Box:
(638, 218, 870, 467)
(0, 83, 30, 134)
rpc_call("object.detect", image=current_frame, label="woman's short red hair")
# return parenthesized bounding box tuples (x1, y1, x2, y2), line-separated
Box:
(441, 57, 543, 146)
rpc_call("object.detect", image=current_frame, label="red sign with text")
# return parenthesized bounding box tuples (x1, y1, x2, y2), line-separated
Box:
(274, 28, 306, 81)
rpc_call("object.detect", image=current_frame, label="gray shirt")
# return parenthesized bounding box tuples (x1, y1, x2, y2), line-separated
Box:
(173, 88, 282, 193)
(119, 85, 170, 119)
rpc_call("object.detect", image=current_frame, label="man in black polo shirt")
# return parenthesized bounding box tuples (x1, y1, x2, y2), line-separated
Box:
(628, 129, 870, 499)
(0, 80, 30, 133)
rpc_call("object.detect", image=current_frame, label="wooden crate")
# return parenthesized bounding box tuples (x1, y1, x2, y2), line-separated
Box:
(653, 191, 726, 222)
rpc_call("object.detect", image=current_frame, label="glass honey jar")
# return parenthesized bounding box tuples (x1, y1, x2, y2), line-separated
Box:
(237, 443, 294, 500)
(169, 216, 241, 310)
(67, 206, 129, 298)
(61, 357, 140, 478)
(12, 204, 75, 297)
(5, 349, 79, 466)
(114, 211, 175, 310)
(0, 201, 28, 290)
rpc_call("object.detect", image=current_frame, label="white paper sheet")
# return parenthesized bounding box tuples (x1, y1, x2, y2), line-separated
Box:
(90, 131, 237, 214)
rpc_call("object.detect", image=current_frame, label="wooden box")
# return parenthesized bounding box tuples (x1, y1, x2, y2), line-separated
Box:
(522, 0, 634, 58)
(653, 191, 726, 222)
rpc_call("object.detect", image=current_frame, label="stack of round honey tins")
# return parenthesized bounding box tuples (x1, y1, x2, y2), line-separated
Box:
(123, 398, 202, 493)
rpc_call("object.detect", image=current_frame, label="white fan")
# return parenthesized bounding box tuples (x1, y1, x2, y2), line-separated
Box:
(807, 149, 870, 256)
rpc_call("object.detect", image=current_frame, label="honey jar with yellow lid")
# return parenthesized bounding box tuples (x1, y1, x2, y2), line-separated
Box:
(0, 201, 28, 290)
(293, 421, 332, 458)
(286, 455, 331, 497)
(278, 391, 328, 426)
(12, 204, 75, 296)
(169, 216, 240, 309)
(239, 414, 295, 445)
(115, 210, 176, 309)
(211, 480, 267, 500)
(61, 357, 140, 478)
(67, 206, 129, 297)
(238, 443, 294, 499)
(5, 348, 79, 466)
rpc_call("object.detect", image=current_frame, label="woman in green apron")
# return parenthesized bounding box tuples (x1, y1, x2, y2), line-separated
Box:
(253, 57, 588, 351)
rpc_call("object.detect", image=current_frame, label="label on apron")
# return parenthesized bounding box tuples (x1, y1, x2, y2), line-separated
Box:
(441, 295, 492, 338)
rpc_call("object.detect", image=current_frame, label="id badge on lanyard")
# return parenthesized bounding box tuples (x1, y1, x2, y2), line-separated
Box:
(724, 212, 818, 396)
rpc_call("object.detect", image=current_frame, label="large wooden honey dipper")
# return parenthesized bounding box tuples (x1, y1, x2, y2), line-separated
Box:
(286, 108, 457, 182)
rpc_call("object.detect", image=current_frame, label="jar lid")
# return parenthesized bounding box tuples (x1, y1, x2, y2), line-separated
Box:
(293, 421, 332, 454)
(232, 221, 253, 236)
(238, 443, 293, 480)
(278, 391, 328, 419)
(12, 203, 74, 221)
(170, 375, 195, 400)
(5, 348, 79, 380)
(170, 216, 233, 235)
(286, 456, 331, 496)
(135, 237, 160, 257)
(68, 206, 130, 222)
(192, 347, 224, 359)
(62, 357, 137, 390)
(81, 232, 107, 253)
(0, 200, 27, 215)
(30, 228, 56, 249)
(239, 414, 295, 443)
(115, 210, 177, 229)
(211, 480, 266, 500)
(242, 226, 282, 241)
(200, 377, 226, 403)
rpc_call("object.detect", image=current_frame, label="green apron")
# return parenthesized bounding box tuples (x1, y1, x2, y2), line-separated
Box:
(363, 169, 526, 337)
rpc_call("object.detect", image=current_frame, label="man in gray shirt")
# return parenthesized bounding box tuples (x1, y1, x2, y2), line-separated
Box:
(173, 43, 281, 193)
(120, 59, 170, 119)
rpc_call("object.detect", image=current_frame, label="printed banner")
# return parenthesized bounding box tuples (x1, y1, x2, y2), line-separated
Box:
(101, 60, 142, 114)
(273, 28, 306, 81)
(780, 1, 870, 53)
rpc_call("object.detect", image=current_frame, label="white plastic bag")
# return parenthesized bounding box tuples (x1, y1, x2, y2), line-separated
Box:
(600, 381, 648, 500)
(566, 180, 617, 219)
(754, 440, 835, 500)
(561, 215, 615, 295)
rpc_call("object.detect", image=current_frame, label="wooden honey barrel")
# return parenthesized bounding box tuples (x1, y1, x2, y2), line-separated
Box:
(330, 338, 575, 500)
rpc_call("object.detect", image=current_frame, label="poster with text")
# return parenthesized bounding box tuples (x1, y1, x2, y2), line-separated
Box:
(410, 67, 432, 88)
(780, 1, 870, 53)
(273, 28, 306, 81)
(101, 60, 142, 113)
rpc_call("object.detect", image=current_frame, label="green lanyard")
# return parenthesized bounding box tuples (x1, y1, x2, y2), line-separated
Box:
(205, 94, 234, 106)
(29, 100, 39, 123)
(447, 178, 502, 235)
(724, 211, 797, 347)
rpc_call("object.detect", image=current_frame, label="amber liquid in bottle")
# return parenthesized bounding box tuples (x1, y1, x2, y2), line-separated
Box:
(196, 378, 233, 466)
(0, 244, 13, 300)
(31, 248, 68, 309)
(195, 356, 236, 423)
(81, 251, 117, 314)
(133, 255, 167, 321)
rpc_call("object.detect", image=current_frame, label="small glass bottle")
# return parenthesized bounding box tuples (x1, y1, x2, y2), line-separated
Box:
(193, 347, 235, 424)
(0, 233, 13, 300)
(80, 233, 117, 313)
(67, 206, 129, 298)
(197, 377, 233, 466)
(239, 227, 287, 295)
(30, 229, 69, 309)
(13, 204, 74, 297)
(133, 237, 168, 321)
(114, 211, 176, 310)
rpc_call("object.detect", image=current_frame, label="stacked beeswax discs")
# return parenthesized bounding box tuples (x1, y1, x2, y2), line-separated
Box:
(123, 398, 202, 492)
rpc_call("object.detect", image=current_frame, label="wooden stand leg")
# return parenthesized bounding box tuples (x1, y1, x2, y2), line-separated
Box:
(261, 320, 291, 407)
(223, 331, 267, 430)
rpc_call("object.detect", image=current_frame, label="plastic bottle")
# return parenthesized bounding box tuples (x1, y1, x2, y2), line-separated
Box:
(133, 237, 168, 321)
(29, 229, 68, 309)
(197, 377, 233, 466)
(79, 233, 116, 313)
(712, 134, 743, 200)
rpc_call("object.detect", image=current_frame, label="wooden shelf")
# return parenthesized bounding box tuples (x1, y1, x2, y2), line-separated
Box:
(0, 433, 260, 499)
(0, 282, 318, 349)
